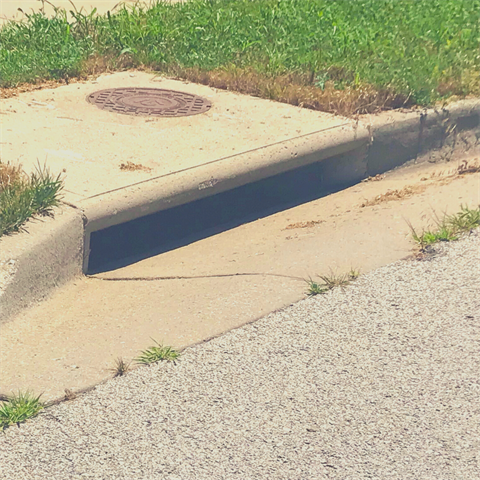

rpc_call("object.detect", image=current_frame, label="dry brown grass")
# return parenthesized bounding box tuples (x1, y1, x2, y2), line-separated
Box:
(0, 60, 411, 115)
(0, 79, 71, 99)
(0, 161, 24, 191)
(119, 161, 152, 172)
(0, 54, 116, 100)
(63, 389, 77, 401)
(167, 66, 412, 116)
(110, 357, 132, 377)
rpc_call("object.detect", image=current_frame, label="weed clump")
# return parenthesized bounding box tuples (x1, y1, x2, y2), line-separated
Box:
(0, 161, 63, 238)
(136, 340, 180, 365)
(111, 357, 132, 377)
(0, 391, 44, 430)
(307, 269, 359, 296)
(409, 205, 480, 250)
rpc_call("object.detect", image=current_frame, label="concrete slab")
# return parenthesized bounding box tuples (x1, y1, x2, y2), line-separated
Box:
(1, 71, 367, 271)
(1, 71, 355, 198)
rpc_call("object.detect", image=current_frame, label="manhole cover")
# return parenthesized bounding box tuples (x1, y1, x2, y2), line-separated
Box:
(86, 88, 212, 117)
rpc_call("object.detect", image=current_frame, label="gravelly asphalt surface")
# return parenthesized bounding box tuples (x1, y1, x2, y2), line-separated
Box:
(1, 232, 479, 480)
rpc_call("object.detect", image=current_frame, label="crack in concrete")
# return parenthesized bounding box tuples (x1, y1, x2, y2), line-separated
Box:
(88, 272, 305, 282)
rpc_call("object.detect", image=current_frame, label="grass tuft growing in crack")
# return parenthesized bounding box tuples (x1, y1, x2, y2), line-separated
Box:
(412, 226, 458, 246)
(307, 269, 359, 296)
(111, 357, 131, 377)
(409, 205, 480, 250)
(445, 205, 480, 232)
(0, 391, 44, 430)
(0, 161, 63, 238)
(136, 340, 180, 365)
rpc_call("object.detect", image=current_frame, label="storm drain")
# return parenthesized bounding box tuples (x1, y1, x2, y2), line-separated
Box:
(86, 88, 212, 117)
(86, 148, 368, 274)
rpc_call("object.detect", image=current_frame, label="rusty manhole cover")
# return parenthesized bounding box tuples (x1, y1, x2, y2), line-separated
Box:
(86, 88, 212, 117)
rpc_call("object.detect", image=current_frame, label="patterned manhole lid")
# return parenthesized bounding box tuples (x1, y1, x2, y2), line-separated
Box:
(86, 88, 212, 117)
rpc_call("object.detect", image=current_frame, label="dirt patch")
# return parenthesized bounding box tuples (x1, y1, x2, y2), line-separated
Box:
(361, 157, 480, 208)
(361, 174, 385, 183)
(425, 157, 480, 179)
(284, 220, 325, 230)
(360, 185, 427, 207)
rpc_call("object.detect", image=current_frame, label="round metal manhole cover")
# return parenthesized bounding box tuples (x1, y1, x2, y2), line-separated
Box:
(86, 88, 212, 118)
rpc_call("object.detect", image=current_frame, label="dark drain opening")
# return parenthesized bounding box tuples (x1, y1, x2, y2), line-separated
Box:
(87, 148, 367, 274)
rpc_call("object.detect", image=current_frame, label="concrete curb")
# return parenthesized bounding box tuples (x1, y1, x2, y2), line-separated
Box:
(81, 122, 370, 270)
(366, 98, 480, 175)
(1, 98, 479, 324)
(0, 205, 84, 324)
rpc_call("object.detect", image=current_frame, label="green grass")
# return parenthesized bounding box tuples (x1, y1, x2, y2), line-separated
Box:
(0, 392, 44, 430)
(0, 162, 63, 238)
(136, 340, 180, 365)
(1, 0, 479, 113)
(410, 205, 480, 249)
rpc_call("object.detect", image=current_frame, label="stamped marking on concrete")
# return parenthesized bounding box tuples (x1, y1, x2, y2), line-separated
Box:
(86, 88, 212, 117)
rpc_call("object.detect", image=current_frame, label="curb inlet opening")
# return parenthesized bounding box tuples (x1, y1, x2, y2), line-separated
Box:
(87, 150, 366, 274)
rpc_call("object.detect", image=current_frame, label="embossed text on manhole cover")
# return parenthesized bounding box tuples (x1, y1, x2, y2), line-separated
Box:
(86, 88, 212, 117)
